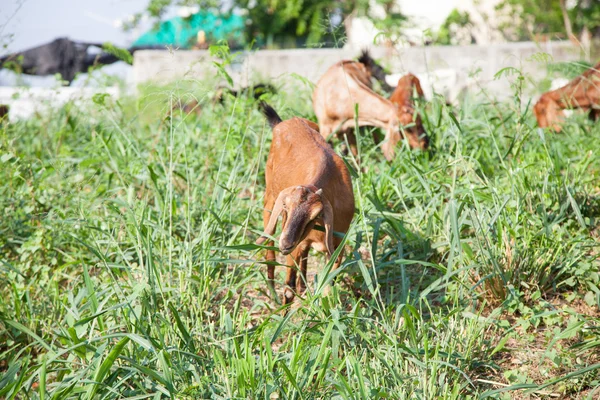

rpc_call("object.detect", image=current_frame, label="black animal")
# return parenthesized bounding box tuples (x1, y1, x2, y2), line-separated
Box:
(171, 83, 277, 117)
(216, 83, 277, 103)
(357, 49, 394, 92)
(0, 38, 158, 85)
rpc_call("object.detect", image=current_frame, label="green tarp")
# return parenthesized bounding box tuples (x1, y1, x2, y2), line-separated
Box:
(133, 11, 245, 49)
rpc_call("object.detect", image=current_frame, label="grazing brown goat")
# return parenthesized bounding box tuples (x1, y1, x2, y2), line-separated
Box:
(313, 56, 428, 161)
(256, 102, 355, 304)
(534, 61, 600, 132)
(389, 73, 428, 150)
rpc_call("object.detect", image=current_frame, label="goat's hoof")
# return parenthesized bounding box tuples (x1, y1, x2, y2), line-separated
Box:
(296, 286, 306, 298)
(283, 288, 295, 305)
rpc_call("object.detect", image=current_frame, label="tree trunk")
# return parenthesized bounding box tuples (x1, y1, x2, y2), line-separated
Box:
(343, 9, 356, 48)
(559, 0, 575, 43)
(581, 25, 591, 62)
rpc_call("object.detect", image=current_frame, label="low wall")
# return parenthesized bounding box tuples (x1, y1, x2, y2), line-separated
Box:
(0, 86, 120, 119)
(133, 41, 583, 98)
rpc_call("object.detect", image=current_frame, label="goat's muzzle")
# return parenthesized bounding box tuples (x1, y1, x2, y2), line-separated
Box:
(280, 245, 294, 255)
(279, 235, 296, 255)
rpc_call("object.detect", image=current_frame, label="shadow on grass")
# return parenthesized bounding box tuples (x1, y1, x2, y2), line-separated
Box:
(340, 216, 443, 309)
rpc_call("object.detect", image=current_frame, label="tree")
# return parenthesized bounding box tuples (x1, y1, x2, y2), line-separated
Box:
(436, 9, 473, 45)
(495, 0, 600, 42)
(559, 0, 574, 41)
(131, 0, 409, 49)
(235, 0, 350, 48)
(495, 0, 565, 41)
(572, 0, 600, 36)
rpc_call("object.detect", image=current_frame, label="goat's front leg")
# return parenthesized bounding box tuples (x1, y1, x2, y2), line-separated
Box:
(332, 247, 345, 276)
(295, 246, 311, 297)
(283, 244, 311, 305)
(381, 123, 401, 161)
(283, 255, 298, 305)
(319, 122, 335, 145)
(266, 242, 277, 300)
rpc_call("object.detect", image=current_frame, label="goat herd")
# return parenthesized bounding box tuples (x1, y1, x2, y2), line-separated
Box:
(0, 52, 595, 307)
(251, 51, 600, 305)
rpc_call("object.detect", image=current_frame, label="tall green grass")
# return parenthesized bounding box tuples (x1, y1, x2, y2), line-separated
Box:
(0, 66, 599, 399)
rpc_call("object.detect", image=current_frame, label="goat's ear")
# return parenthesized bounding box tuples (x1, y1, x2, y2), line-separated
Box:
(320, 194, 335, 257)
(256, 190, 287, 245)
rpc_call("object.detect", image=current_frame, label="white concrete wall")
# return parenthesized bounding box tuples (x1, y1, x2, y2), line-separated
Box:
(0, 86, 120, 119)
(133, 41, 582, 99)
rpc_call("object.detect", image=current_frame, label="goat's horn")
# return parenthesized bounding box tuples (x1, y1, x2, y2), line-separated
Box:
(315, 188, 323, 196)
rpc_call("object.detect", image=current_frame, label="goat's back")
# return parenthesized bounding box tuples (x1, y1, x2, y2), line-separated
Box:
(266, 117, 354, 220)
(312, 61, 377, 119)
(534, 61, 600, 129)
(543, 61, 600, 102)
(268, 117, 340, 186)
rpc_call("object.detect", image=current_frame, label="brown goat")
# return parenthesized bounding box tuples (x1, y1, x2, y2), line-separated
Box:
(534, 61, 600, 132)
(389, 73, 428, 149)
(256, 102, 355, 304)
(313, 59, 428, 161)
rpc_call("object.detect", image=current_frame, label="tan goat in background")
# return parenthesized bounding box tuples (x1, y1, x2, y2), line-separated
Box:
(534, 61, 600, 132)
(313, 54, 428, 161)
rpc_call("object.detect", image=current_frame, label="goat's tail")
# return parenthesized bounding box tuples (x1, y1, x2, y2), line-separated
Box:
(358, 49, 393, 92)
(259, 101, 282, 128)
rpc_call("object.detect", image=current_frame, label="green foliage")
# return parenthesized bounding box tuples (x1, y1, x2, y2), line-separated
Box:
(0, 54, 24, 74)
(0, 60, 599, 398)
(358, 0, 409, 45)
(209, 41, 235, 85)
(496, 0, 600, 41)
(131, 0, 411, 48)
(436, 8, 472, 45)
(146, 0, 175, 18)
(101, 42, 134, 65)
(496, 0, 564, 40)
(234, 0, 410, 47)
(571, 0, 600, 36)
(234, 0, 350, 47)
(547, 60, 594, 79)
